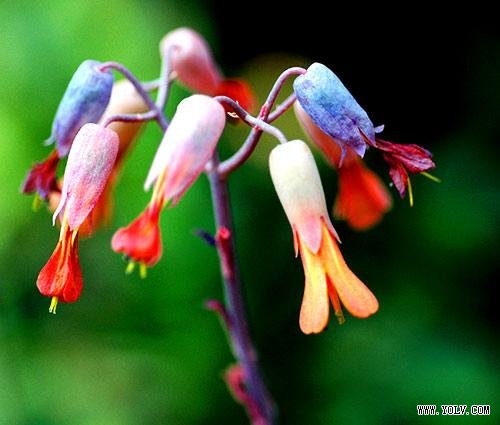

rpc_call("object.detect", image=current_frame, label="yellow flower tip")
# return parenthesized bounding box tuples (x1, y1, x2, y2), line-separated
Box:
(125, 261, 136, 275)
(407, 176, 414, 207)
(420, 171, 442, 183)
(49, 296, 59, 314)
(31, 194, 43, 212)
(139, 262, 148, 279)
(335, 310, 346, 325)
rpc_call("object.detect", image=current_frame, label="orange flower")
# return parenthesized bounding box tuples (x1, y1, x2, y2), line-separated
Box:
(295, 102, 391, 230)
(269, 140, 378, 334)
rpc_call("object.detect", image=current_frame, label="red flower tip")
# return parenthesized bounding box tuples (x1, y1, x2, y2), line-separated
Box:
(21, 150, 60, 201)
(215, 78, 256, 116)
(111, 203, 163, 271)
(334, 157, 392, 230)
(36, 227, 82, 313)
(361, 132, 436, 200)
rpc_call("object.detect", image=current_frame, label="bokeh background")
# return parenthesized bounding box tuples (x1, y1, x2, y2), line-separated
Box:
(1, 1, 499, 424)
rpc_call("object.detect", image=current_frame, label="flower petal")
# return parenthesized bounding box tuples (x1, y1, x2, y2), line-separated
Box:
(298, 236, 329, 334)
(321, 223, 378, 317)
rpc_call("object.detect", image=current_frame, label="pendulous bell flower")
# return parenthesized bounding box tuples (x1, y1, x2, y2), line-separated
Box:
(294, 102, 392, 230)
(293, 62, 435, 200)
(269, 140, 378, 334)
(112, 95, 226, 273)
(37, 123, 119, 313)
(160, 27, 255, 113)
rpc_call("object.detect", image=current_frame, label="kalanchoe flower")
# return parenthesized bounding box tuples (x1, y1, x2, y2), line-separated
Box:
(269, 140, 378, 334)
(295, 102, 392, 230)
(112, 95, 226, 273)
(294, 62, 436, 201)
(20, 149, 60, 202)
(160, 27, 255, 114)
(38, 123, 118, 313)
(47, 60, 114, 157)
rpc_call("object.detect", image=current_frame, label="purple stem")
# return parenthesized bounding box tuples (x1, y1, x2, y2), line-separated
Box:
(102, 110, 158, 128)
(207, 154, 275, 424)
(156, 45, 174, 111)
(99, 61, 169, 131)
(218, 66, 305, 177)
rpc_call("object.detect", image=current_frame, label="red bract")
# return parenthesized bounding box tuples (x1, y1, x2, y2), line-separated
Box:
(21, 150, 60, 200)
(36, 225, 82, 313)
(111, 201, 163, 269)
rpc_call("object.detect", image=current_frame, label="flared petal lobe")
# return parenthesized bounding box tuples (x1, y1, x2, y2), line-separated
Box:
(36, 229, 82, 304)
(160, 28, 223, 94)
(53, 123, 119, 230)
(144, 95, 226, 205)
(111, 206, 162, 267)
(293, 63, 374, 161)
(49, 60, 114, 157)
(298, 221, 379, 334)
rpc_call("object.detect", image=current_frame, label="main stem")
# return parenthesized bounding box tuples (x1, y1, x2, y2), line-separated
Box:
(208, 153, 275, 424)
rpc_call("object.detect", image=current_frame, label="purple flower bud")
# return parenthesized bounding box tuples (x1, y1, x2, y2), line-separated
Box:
(48, 60, 114, 157)
(53, 123, 119, 230)
(293, 63, 375, 162)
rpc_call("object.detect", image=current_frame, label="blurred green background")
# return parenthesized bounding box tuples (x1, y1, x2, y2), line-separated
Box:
(1, 2, 499, 424)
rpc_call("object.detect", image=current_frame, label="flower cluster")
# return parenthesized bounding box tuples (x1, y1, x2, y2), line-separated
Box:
(24, 29, 436, 338)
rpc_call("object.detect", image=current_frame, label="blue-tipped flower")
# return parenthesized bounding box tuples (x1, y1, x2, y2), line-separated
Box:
(293, 62, 376, 162)
(294, 62, 436, 202)
(47, 60, 114, 157)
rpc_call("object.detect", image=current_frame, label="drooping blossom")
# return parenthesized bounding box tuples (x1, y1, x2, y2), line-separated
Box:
(294, 102, 392, 230)
(160, 27, 255, 113)
(269, 140, 378, 334)
(37, 124, 118, 313)
(21, 60, 114, 202)
(112, 95, 226, 273)
(293, 62, 435, 199)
